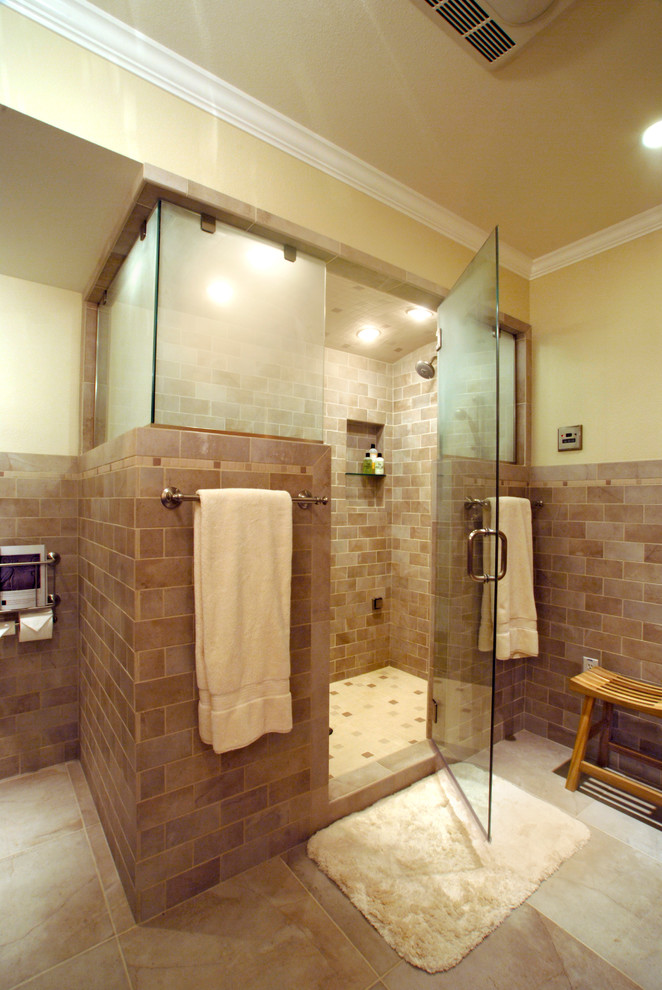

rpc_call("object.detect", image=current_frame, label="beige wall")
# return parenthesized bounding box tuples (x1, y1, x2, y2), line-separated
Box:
(0, 274, 82, 456)
(530, 229, 662, 467)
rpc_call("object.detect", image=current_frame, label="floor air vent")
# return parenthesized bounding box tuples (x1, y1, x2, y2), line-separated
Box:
(412, 0, 578, 69)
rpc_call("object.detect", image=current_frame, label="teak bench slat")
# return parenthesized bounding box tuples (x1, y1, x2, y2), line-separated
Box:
(565, 666, 662, 807)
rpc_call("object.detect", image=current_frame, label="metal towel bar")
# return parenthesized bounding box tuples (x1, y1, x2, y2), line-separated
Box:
(464, 496, 543, 510)
(161, 486, 328, 510)
(0, 553, 60, 569)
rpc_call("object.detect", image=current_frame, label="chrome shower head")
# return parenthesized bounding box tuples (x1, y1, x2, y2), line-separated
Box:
(415, 354, 437, 379)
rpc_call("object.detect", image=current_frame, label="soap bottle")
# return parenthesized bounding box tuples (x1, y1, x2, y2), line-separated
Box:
(374, 452, 385, 475)
(368, 443, 378, 464)
(362, 453, 373, 474)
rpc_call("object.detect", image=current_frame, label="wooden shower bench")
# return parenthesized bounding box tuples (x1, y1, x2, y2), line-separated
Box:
(565, 666, 662, 806)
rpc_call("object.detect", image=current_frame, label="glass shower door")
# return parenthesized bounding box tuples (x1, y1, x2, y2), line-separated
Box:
(431, 228, 501, 838)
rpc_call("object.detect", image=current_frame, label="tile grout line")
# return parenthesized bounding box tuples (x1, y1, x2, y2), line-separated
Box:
(528, 903, 647, 990)
(6, 936, 125, 990)
(279, 850, 392, 987)
(575, 812, 662, 867)
(65, 761, 136, 989)
(0, 766, 104, 989)
(0, 767, 88, 866)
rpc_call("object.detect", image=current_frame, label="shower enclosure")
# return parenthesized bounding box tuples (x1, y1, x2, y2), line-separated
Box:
(95, 194, 515, 834)
(431, 229, 511, 838)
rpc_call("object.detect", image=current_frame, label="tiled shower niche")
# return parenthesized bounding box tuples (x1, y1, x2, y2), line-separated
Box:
(345, 420, 386, 477)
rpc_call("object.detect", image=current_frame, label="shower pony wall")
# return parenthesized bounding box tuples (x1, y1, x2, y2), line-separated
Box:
(78, 424, 331, 921)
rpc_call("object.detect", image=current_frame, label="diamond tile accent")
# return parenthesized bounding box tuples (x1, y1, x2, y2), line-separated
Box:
(328, 666, 428, 778)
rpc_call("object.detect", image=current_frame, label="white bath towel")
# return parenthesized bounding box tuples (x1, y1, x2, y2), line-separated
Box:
(193, 488, 293, 754)
(478, 496, 538, 660)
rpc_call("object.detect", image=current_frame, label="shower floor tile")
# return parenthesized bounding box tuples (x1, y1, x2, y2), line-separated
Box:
(329, 666, 428, 779)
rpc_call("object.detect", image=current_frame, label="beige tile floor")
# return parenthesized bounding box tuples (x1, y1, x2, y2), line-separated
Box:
(329, 666, 428, 778)
(1, 731, 661, 989)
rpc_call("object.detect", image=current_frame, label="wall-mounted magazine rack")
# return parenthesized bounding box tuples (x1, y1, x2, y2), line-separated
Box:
(0, 546, 61, 620)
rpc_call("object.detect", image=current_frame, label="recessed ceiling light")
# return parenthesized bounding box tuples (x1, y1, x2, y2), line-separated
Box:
(642, 120, 662, 149)
(357, 326, 381, 343)
(406, 306, 435, 322)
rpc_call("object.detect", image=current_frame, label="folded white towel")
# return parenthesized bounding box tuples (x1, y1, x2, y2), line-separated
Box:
(193, 488, 293, 754)
(478, 497, 538, 660)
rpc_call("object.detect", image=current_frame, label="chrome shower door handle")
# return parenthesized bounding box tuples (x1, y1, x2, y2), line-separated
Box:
(496, 530, 507, 581)
(467, 528, 490, 583)
(467, 528, 508, 583)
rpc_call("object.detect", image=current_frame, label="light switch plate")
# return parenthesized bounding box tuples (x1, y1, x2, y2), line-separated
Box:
(558, 425, 582, 451)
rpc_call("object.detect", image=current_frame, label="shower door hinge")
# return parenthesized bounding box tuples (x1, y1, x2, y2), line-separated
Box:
(432, 698, 438, 723)
(436, 327, 442, 351)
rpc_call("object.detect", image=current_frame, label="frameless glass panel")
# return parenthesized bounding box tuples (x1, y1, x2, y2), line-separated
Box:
(154, 202, 325, 441)
(432, 229, 499, 838)
(94, 206, 159, 446)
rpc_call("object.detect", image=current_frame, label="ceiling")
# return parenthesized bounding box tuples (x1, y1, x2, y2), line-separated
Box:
(77, 0, 662, 260)
(324, 273, 438, 359)
(0, 105, 436, 361)
(1, 0, 661, 361)
(0, 107, 142, 294)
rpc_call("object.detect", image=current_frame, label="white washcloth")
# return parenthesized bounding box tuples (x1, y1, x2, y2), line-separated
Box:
(478, 496, 538, 660)
(193, 488, 293, 754)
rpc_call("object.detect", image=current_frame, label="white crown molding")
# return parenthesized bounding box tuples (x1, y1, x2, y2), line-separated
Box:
(531, 204, 662, 278)
(4, 0, 534, 278)
(498, 242, 532, 278)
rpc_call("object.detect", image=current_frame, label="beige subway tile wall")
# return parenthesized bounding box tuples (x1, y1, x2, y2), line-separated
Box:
(323, 343, 437, 683)
(528, 463, 662, 788)
(324, 348, 392, 682)
(0, 454, 79, 778)
(390, 346, 437, 678)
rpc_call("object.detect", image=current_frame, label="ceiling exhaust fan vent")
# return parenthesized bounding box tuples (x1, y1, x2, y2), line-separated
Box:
(413, 0, 578, 68)
(428, 0, 515, 61)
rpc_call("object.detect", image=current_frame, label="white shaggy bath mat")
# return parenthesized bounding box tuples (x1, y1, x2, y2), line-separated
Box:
(307, 767, 590, 973)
